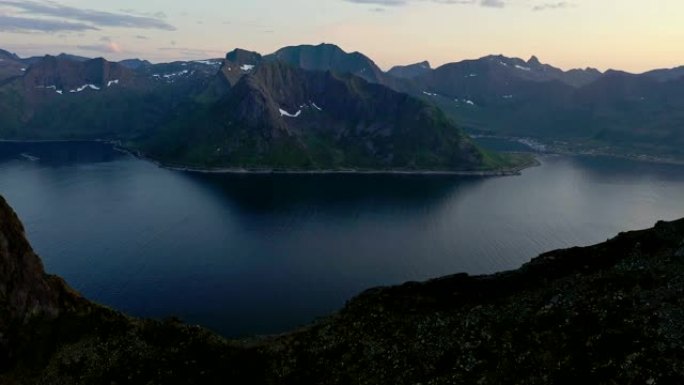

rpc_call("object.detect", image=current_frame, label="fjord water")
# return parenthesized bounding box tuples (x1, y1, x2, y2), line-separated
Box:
(1, 141, 684, 336)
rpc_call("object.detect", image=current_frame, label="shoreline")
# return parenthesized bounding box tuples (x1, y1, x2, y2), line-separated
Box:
(8, 136, 684, 172)
(162, 166, 526, 176)
(0, 138, 538, 175)
(0, 139, 108, 143)
(550, 148, 684, 166)
(471, 134, 684, 166)
(115, 146, 540, 177)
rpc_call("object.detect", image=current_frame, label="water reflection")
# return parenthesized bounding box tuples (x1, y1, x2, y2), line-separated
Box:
(182, 172, 487, 215)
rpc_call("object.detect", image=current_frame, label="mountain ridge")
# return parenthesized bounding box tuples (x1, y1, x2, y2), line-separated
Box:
(3, 43, 684, 164)
(388, 61, 432, 79)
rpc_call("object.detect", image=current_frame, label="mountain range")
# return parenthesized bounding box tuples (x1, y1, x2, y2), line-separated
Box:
(137, 50, 506, 171)
(1, 43, 683, 168)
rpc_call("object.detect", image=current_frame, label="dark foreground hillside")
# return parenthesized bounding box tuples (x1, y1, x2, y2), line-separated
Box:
(1, 194, 683, 384)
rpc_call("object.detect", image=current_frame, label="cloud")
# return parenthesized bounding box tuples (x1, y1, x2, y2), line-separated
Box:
(0, 0, 175, 32)
(158, 46, 226, 58)
(0, 14, 98, 32)
(119, 9, 168, 19)
(77, 41, 123, 54)
(345, 0, 407, 5)
(480, 0, 505, 7)
(344, 0, 504, 7)
(533, 1, 574, 11)
(347, 0, 578, 10)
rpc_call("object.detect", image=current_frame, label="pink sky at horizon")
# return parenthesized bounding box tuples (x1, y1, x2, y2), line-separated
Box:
(1, 0, 682, 73)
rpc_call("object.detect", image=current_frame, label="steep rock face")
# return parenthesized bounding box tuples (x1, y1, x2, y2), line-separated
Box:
(0, 197, 81, 368)
(0, 196, 76, 320)
(220, 48, 263, 86)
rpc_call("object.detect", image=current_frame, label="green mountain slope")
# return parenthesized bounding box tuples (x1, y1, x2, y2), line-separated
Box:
(0, 55, 214, 139)
(136, 60, 506, 171)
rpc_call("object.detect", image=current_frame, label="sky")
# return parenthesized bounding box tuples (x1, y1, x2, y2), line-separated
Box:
(1, 0, 683, 72)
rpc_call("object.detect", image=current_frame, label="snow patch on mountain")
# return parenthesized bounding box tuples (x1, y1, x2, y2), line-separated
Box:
(240, 64, 255, 72)
(455, 98, 476, 106)
(36, 85, 65, 94)
(279, 108, 302, 118)
(69, 84, 100, 93)
(152, 70, 191, 82)
(194, 60, 222, 66)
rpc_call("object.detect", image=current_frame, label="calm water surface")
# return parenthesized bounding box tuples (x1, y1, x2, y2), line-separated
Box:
(1, 141, 683, 336)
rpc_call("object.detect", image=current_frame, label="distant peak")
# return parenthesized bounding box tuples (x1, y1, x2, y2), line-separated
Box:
(418, 61, 431, 69)
(528, 55, 541, 65)
(55, 53, 90, 62)
(393, 61, 431, 69)
(276, 43, 347, 55)
(0, 48, 19, 60)
(386, 60, 432, 79)
(316, 43, 344, 50)
(226, 48, 262, 64)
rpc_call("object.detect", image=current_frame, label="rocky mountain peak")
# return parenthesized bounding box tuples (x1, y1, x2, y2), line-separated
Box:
(219, 49, 264, 86)
(269, 43, 385, 84)
(527, 55, 542, 66)
(225, 48, 262, 65)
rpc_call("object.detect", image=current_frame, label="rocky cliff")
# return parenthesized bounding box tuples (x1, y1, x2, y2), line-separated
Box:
(1, 195, 683, 384)
(0, 196, 82, 370)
